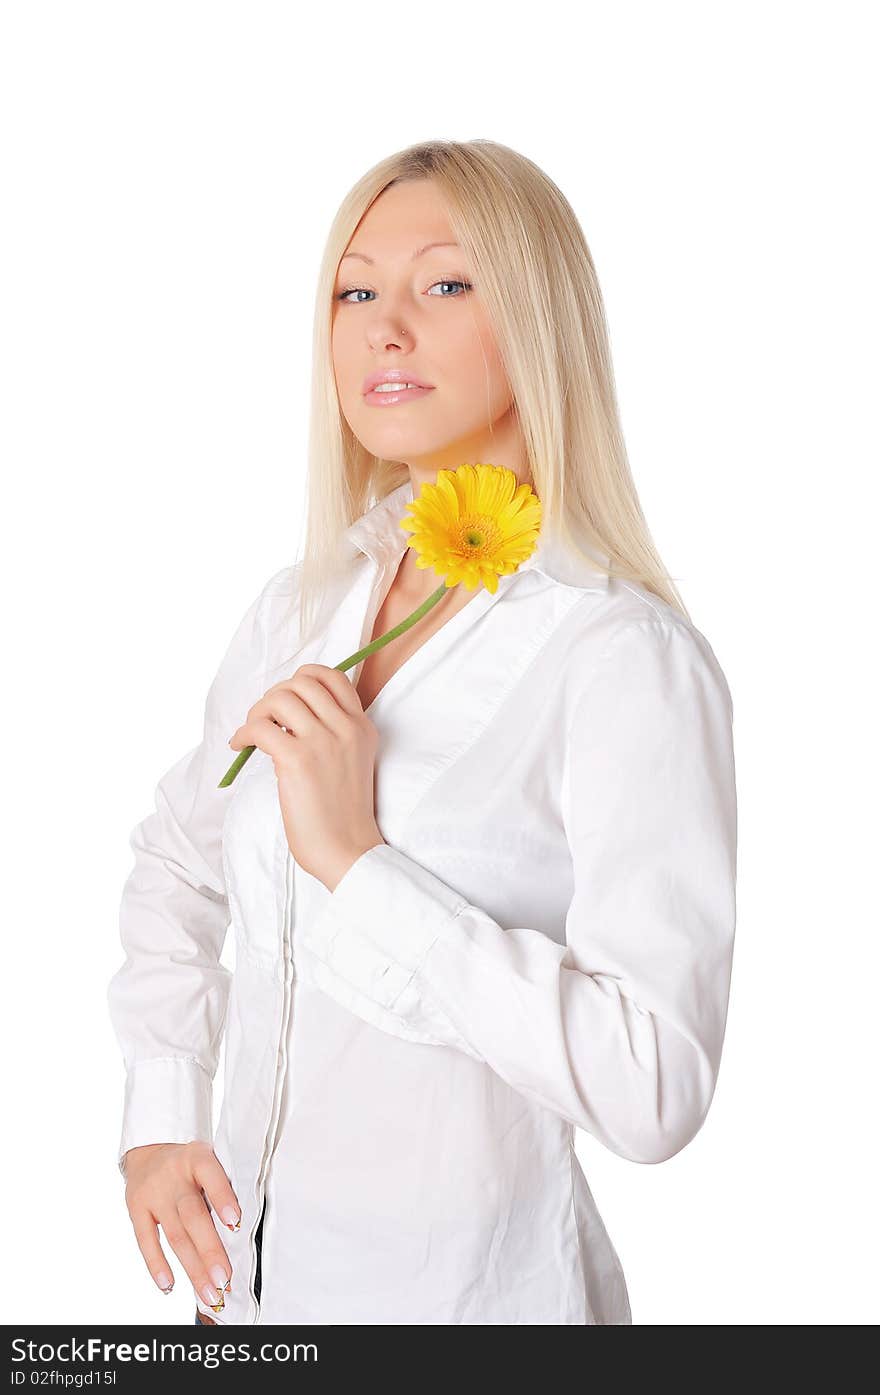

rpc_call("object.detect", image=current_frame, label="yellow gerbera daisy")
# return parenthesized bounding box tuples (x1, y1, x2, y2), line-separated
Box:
(399, 463, 542, 594)
(218, 463, 542, 786)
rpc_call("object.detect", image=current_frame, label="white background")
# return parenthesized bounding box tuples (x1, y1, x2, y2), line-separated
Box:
(1, 1, 876, 1327)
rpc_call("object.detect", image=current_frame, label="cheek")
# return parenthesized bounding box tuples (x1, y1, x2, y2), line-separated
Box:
(330, 322, 361, 413)
(330, 319, 343, 372)
(446, 318, 510, 408)
(331, 313, 356, 370)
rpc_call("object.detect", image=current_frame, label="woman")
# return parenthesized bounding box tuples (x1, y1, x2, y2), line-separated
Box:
(108, 140, 738, 1326)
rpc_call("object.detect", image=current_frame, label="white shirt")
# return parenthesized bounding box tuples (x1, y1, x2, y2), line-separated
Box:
(108, 479, 737, 1325)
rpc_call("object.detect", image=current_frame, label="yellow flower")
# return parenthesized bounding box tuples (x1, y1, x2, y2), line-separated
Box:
(399, 463, 542, 595)
(218, 463, 542, 787)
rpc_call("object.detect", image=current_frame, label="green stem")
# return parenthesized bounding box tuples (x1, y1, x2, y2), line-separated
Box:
(217, 581, 451, 787)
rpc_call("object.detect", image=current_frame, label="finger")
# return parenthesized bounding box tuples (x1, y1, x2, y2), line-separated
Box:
(158, 1200, 230, 1312)
(194, 1153, 242, 1234)
(129, 1206, 177, 1295)
(229, 714, 295, 762)
(263, 676, 354, 737)
(292, 663, 367, 718)
(177, 1189, 234, 1297)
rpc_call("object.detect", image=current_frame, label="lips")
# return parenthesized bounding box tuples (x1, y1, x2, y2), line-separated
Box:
(362, 369, 434, 394)
(363, 382, 435, 407)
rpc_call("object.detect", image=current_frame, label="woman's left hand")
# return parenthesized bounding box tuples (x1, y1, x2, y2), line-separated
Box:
(228, 663, 386, 892)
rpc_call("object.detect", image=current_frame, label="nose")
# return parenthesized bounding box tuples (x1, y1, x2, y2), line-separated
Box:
(365, 306, 415, 354)
(368, 325, 411, 353)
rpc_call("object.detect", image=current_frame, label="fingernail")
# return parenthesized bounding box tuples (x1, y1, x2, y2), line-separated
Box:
(220, 1205, 241, 1230)
(155, 1271, 174, 1293)
(201, 1283, 225, 1312)
(209, 1264, 231, 1292)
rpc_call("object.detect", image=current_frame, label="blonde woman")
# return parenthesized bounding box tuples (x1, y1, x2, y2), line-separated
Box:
(108, 140, 738, 1326)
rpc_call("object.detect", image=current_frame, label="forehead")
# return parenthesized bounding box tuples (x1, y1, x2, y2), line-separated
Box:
(340, 181, 461, 265)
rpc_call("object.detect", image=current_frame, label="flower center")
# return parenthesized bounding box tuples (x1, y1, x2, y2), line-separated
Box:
(457, 515, 498, 559)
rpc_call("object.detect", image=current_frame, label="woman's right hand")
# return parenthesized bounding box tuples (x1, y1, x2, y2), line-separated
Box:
(122, 1141, 241, 1310)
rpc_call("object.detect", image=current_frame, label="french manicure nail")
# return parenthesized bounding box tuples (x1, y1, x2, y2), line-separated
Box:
(201, 1283, 225, 1311)
(155, 1271, 174, 1293)
(220, 1205, 241, 1230)
(209, 1264, 231, 1292)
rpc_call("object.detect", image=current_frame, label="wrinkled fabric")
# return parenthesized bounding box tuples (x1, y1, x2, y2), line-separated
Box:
(107, 479, 737, 1325)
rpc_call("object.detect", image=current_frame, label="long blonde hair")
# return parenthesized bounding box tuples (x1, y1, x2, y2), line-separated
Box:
(291, 138, 690, 656)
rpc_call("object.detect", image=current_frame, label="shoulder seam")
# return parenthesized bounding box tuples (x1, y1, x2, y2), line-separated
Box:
(262, 560, 302, 596)
(615, 580, 668, 622)
(559, 613, 702, 832)
(562, 613, 690, 752)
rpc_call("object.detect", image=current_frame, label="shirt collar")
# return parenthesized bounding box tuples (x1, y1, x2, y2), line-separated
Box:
(342, 479, 610, 593)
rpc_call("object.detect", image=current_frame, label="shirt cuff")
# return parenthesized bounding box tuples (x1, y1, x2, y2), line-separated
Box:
(299, 842, 468, 1012)
(117, 1057, 214, 1180)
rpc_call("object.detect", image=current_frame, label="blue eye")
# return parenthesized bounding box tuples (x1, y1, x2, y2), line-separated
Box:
(335, 278, 473, 304)
(426, 279, 473, 298)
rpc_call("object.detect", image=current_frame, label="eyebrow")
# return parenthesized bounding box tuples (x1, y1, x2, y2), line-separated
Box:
(339, 240, 461, 266)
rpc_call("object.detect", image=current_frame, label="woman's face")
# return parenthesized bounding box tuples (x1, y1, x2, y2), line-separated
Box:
(331, 179, 523, 485)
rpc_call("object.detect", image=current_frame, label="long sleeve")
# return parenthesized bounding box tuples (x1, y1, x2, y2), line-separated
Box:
(106, 564, 296, 1179)
(300, 616, 738, 1165)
